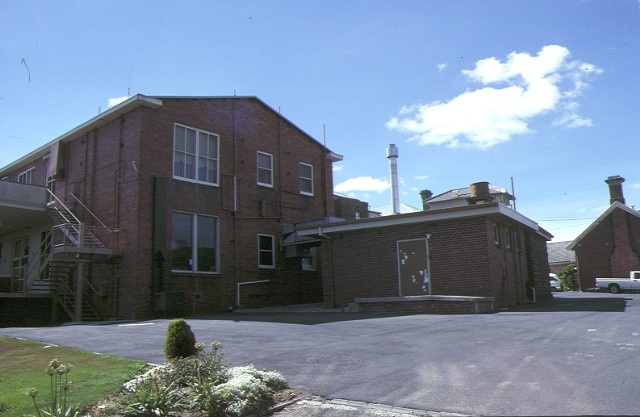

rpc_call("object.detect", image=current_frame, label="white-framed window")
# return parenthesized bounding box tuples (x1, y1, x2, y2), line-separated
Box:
(301, 246, 317, 271)
(18, 167, 35, 184)
(171, 212, 219, 273)
(173, 124, 219, 186)
(299, 163, 314, 196)
(258, 234, 275, 268)
(505, 228, 512, 250)
(493, 223, 501, 246)
(257, 152, 273, 187)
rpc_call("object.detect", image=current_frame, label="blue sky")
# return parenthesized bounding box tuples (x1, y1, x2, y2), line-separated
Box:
(2, 1, 640, 242)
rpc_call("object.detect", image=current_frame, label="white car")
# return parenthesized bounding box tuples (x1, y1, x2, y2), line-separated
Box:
(549, 273, 562, 292)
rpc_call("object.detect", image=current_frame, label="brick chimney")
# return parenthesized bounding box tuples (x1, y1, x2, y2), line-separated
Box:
(605, 175, 625, 205)
(420, 189, 433, 210)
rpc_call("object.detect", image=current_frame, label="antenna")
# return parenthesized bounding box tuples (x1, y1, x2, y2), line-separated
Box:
(511, 176, 516, 210)
(322, 124, 326, 147)
(127, 67, 132, 96)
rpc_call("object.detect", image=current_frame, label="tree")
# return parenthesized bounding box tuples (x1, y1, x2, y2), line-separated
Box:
(557, 262, 578, 291)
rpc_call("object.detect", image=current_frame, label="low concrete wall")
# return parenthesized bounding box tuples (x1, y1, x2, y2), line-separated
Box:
(352, 295, 495, 314)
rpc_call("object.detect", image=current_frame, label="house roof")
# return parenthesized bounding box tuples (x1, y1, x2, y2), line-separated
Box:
(298, 201, 553, 240)
(0, 94, 342, 175)
(547, 241, 575, 264)
(566, 201, 640, 250)
(427, 184, 513, 203)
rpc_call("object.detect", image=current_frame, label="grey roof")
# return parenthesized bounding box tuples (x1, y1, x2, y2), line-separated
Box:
(547, 241, 575, 264)
(427, 184, 513, 203)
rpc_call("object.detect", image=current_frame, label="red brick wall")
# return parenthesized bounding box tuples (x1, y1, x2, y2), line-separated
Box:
(2, 97, 336, 320)
(575, 208, 640, 290)
(321, 214, 537, 309)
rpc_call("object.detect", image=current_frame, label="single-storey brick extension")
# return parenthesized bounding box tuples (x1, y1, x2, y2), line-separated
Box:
(0, 95, 553, 325)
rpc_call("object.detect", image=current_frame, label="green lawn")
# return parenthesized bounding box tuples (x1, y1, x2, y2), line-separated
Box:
(0, 335, 148, 417)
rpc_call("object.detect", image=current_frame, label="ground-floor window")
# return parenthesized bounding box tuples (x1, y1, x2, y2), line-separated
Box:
(171, 212, 218, 273)
(258, 234, 275, 268)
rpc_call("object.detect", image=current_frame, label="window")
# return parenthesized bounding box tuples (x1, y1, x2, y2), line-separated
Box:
(173, 124, 219, 185)
(505, 228, 512, 250)
(18, 167, 35, 184)
(46, 176, 56, 202)
(258, 234, 275, 268)
(257, 152, 273, 187)
(299, 163, 314, 196)
(171, 212, 218, 273)
(493, 223, 501, 246)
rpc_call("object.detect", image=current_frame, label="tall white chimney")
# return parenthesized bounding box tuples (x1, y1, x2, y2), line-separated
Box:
(387, 144, 400, 214)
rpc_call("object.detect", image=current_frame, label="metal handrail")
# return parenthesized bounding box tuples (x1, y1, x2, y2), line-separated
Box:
(68, 191, 118, 232)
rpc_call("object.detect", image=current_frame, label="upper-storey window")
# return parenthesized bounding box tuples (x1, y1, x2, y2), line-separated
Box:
(173, 124, 219, 185)
(18, 167, 35, 184)
(299, 163, 314, 196)
(257, 151, 273, 187)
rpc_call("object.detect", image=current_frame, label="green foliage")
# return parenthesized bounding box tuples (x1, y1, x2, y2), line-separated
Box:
(26, 359, 80, 417)
(160, 341, 227, 387)
(118, 380, 183, 416)
(558, 262, 579, 291)
(0, 336, 147, 417)
(190, 365, 288, 417)
(163, 319, 197, 360)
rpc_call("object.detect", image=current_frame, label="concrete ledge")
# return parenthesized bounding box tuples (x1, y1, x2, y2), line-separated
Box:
(352, 295, 495, 314)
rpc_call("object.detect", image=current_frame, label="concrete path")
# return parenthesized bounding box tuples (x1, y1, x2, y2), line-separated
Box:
(1, 292, 638, 416)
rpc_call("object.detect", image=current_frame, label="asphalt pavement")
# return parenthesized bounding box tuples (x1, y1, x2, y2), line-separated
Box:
(2, 292, 639, 416)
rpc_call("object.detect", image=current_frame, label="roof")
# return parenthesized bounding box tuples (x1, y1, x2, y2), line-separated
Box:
(427, 184, 513, 203)
(298, 201, 552, 240)
(547, 241, 575, 264)
(0, 94, 342, 175)
(567, 201, 640, 250)
(371, 203, 421, 216)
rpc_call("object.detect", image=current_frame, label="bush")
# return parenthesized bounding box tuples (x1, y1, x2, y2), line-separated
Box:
(558, 263, 579, 291)
(163, 319, 197, 360)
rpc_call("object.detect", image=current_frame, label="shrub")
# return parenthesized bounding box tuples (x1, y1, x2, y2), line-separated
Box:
(558, 263, 579, 291)
(163, 319, 197, 360)
(160, 341, 228, 388)
(118, 379, 183, 417)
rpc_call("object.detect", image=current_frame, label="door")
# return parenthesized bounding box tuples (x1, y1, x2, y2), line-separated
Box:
(397, 238, 430, 296)
(12, 237, 29, 291)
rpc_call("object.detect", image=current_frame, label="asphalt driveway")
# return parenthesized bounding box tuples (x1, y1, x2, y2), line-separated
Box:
(2, 292, 639, 416)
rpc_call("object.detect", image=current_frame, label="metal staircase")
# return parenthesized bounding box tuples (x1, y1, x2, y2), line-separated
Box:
(24, 192, 117, 321)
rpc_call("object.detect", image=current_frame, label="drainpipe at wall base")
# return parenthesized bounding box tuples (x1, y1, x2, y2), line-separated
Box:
(531, 286, 536, 303)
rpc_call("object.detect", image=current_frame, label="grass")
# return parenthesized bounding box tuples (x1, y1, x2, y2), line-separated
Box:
(0, 335, 148, 417)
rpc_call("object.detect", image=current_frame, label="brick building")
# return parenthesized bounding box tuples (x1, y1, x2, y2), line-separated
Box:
(568, 176, 640, 291)
(298, 182, 553, 311)
(0, 95, 341, 324)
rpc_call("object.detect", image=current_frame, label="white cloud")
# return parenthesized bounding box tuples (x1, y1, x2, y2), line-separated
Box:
(437, 63, 448, 71)
(631, 183, 640, 190)
(387, 45, 602, 149)
(415, 175, 429, 181)
(108, 96, 130, 107)
(333, 165, 344, 172)
(335, 176, 390, 194)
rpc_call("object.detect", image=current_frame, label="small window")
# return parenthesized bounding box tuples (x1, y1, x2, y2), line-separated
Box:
(18, 167, 35, 184)
(505, 228, 512, 250)
(300, 163, 314, 196)
(258, 234, 275, 268)
(257, 152, 273, 187)
(493, 223, 501, 246)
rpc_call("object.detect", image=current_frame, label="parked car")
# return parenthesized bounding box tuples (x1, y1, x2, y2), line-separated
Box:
(549, 273, 562, 292)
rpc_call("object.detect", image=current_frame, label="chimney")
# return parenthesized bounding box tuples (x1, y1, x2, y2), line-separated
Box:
(420, 189, 433, 210)
(605, 175, 625, 205)
(387, 144, 400, 214)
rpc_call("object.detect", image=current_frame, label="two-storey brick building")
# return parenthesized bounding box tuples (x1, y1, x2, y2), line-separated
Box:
(0, 95, 341, 324)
